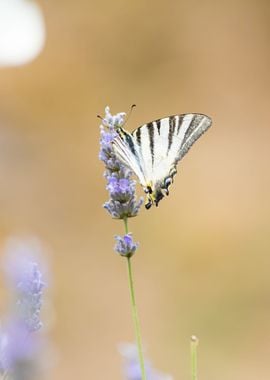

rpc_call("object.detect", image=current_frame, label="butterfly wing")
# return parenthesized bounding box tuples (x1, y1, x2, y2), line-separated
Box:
(131, 113, 212, 185)
(172, 113, 212, 163)
(112, 129, 148, 187)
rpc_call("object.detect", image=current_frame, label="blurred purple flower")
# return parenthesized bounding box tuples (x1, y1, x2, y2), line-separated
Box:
(3, 322, 41, 377)
(0, 331, 8, 374)
(4, 238, 45, 333)
(115, 234, 138, 258)
(119, 343, 173, 380)
(0, 237, 47, 380)
(15, 261, 44, 332)
(99, 106, 143, 219)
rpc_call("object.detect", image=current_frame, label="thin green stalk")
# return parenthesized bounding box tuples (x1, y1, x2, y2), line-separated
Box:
(191, 335, 198, 380)
(123, 217, 129, 235)
(124, 217, 147, 380)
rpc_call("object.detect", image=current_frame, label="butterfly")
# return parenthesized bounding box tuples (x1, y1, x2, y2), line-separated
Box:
(112, 113, 212, 209)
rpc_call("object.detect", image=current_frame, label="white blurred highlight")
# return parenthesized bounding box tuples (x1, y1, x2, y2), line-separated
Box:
(0, 0, 45, 67)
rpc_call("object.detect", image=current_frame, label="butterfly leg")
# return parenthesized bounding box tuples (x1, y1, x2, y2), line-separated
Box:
(145, 199, 153, 209)
(144, 185, 154, 209)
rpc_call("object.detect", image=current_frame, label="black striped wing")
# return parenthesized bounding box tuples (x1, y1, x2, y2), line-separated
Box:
(112, 113, 212, 194)
(130, 113, 212, 185)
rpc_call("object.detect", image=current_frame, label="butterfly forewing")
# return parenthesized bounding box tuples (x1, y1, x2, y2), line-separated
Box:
(130, 113, 211, 184)
(175, 113, 212, 162)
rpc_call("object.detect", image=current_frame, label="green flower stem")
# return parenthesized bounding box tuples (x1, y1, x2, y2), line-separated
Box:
(191, 335, 199, 380)
(124, 217, 147, 380)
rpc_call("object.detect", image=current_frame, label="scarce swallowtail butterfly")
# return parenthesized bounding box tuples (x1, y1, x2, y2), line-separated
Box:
(112, 113, 212, 209)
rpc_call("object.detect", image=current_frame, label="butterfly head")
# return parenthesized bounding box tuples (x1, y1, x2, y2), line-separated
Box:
(144, 176, 173, 209)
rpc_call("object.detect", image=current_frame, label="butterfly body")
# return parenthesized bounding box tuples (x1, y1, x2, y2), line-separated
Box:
(112, 113, 212, 209)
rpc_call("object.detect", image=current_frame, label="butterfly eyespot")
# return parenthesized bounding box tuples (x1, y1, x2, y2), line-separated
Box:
(164, 177, 172, 189)
(161, 188, 169, 196)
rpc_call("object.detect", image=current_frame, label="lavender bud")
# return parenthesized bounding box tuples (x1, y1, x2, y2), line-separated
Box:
(103, 106, 126, 128)
(115, 234, 138, 258)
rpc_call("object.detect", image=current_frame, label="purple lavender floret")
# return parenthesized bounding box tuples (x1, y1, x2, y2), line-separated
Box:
(107, 177, 134, 202)
(102, 106, 126, 129)
(115, 234, 138, 258)
(119, 343, 173, 380)
(99, 106, 143, 219)
(104, 198, 142, 219)
(99, 127, 120, 171)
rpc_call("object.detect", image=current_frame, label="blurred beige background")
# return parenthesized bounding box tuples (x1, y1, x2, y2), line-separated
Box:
(0, 0, 270, 379)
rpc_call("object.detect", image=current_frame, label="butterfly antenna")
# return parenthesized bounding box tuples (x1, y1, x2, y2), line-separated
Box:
(122, 104, 136, 127)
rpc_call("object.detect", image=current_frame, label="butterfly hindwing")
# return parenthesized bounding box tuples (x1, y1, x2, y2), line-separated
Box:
(112, 129, 147, 187)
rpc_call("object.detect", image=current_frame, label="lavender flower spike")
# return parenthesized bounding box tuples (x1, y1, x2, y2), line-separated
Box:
(99, 106, 143, 219)
(115, 234, 138, 258)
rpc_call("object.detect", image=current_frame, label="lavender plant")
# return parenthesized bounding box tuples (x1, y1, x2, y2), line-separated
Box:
(99, 106, 147, 378)
(0, 238, 46, 380)
(99, 107, 207, 380)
